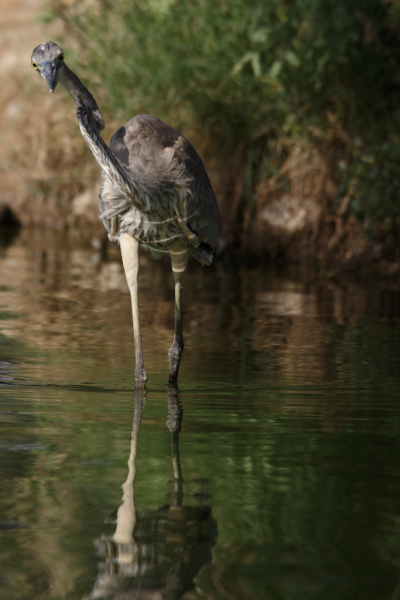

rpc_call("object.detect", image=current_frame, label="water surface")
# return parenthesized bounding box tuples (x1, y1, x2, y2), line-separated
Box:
(1, 230, 400, 600)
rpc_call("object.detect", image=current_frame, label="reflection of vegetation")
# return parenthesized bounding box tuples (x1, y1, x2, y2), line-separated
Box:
(198, 543, 351, 600)
(3, 240, 400, 598)
(47, 0, 400, 240)
(330, 320, 400, 391)
(0, 310, 20, 320)
(2, 372, 400, 598)
(0, 332, 26, 362)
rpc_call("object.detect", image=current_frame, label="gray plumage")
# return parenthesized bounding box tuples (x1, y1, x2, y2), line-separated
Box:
(98, 114, 219, 264)
(31, 41, 220, 386)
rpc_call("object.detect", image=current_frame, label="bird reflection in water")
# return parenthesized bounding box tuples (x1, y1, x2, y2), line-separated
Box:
(84, 387, 217, 600)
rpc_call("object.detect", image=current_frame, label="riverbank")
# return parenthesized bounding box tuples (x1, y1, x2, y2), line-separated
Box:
(1, 0, 399, 283)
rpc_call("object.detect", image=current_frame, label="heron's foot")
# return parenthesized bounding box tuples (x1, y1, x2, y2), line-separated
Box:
(168, 340, 183, 383)
(134, 364, 147, 388)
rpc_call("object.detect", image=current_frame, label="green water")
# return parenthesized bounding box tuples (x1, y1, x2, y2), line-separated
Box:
(1, 230, 400, 600)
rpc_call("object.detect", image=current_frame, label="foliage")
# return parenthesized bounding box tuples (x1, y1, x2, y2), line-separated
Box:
(47, 0, 400, 232)
(337, 137, 400, 235)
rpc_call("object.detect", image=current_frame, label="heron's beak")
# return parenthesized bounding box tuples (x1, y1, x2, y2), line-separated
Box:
(40, 59, 58, 93)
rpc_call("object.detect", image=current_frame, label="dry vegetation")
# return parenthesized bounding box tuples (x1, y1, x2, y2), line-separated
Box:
(1, 0, 399, 278)
(0, 0, 103, 234)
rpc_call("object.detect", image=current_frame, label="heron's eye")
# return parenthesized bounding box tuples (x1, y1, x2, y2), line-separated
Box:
(31, 61, 39, 70)
(58, 54, 64, 63)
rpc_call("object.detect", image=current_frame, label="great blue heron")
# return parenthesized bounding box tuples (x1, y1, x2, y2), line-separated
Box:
(31, 41, 220, 387)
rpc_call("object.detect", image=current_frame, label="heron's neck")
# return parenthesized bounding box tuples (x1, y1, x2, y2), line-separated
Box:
(58, 63, 105, 131)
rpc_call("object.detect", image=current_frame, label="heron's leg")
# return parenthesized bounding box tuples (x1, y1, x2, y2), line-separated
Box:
(168, 242, 189, 383)
(120, 233, 147, 387)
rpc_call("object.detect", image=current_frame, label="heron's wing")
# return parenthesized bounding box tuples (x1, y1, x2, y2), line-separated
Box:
(115, 115, 220, 251)
(170, 135, 220, 252)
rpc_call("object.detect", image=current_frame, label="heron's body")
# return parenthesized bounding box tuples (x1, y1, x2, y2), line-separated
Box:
(31, 41, 220, 386)
(100, 114, 219, 264)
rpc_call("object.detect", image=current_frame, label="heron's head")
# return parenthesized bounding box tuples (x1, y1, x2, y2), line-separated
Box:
(31, 41, 65, 93)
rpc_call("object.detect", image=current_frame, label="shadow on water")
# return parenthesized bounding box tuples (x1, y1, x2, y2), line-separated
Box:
(85, 387, 217, 600)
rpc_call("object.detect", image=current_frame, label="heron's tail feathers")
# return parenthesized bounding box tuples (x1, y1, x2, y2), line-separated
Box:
(193, 243, 214, 266)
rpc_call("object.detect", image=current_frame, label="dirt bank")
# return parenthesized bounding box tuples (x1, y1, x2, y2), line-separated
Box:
(0, 1, 397, 282)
